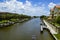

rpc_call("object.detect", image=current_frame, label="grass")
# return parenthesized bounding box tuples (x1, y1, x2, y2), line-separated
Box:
(10, 19, 19, 22)
(0, 19, 19, 24)
(54, 34, 60, 40)
(55, 23, 60, 27)
(0, 20, 10, 24)
(49, 21, 60, 27)
(0, 18, 29, 24)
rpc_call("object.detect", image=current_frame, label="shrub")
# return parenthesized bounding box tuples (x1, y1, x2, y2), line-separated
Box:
(40, 15, 47, 19)
(55, 16, 60, 24)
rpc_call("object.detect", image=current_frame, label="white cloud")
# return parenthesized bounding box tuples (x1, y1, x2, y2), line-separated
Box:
(48, 2, 56, 9)
(0, 0, 48, 16)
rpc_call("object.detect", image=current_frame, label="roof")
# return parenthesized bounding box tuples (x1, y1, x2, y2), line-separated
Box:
(55, 5, 60, 9)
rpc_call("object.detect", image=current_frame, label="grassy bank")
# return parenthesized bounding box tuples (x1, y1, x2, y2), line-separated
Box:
(54, 34, 60, 40)
(0, 12, 31, 27)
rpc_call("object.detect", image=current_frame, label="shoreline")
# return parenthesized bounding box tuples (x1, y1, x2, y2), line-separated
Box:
(0, 18, 31, 27)
(43, 20, 58, 40)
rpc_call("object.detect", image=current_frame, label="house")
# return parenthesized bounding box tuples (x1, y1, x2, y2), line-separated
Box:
(54, 5, 60, 18)
(49, 5, 60, 20)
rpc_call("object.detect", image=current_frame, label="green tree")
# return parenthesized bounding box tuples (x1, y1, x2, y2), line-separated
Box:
(55, 16, 60, 24)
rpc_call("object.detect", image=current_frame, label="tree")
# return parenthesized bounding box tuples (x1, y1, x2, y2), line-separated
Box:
(55, 16, 60, 24)
(40, 15, 47, 19)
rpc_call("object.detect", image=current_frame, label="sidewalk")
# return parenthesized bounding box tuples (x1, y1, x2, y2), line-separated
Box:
(43, 20, 57, 34)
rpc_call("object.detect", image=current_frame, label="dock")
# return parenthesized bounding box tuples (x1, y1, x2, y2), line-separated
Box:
(40, 24, 47, 32)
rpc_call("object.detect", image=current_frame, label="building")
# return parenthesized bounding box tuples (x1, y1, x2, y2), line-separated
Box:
(49, 5, 60, 33)
(54, 5, 60, 19)
(49, 5, 60, 20)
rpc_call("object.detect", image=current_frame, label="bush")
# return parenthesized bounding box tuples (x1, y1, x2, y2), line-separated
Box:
(40, 15, 47, 19)
(55, 16, 60, 24)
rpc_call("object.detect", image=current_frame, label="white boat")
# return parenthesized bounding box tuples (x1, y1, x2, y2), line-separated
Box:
(41, 25, 43, 32)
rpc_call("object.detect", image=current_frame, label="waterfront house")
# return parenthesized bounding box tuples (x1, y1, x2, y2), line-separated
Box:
(54, 5, 60, 19)
(49, 5, 60, 20)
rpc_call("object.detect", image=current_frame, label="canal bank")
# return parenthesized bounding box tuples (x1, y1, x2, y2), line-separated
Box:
(43, 20, 58, 40)
(0, 18, 31, 27)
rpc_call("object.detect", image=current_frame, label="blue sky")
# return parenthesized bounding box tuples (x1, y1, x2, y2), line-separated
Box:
(0, 0, 60, 16)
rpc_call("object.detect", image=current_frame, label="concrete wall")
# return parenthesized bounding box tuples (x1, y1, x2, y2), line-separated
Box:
(45, 20, 60, 34)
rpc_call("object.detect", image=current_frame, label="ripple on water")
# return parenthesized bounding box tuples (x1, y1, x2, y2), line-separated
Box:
(32, 35, 36, 40)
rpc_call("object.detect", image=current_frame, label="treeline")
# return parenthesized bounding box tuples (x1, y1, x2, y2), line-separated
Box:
(40, 15, 47, 19)
(0, 12, 31, 27)
(0, 12, 31, 20)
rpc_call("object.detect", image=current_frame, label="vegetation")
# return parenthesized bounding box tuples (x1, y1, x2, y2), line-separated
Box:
(55, 16, 60, 24)
(0, 20, 10, 24)
(40, 15, 47, 19)
(33, 16, 40, 18)
(0, 12, 31, 24)
(54, 34, 60, 40)
(49, 16, 60, 27)
(0, 12, 31, 20)
(10, 19, 19, 22)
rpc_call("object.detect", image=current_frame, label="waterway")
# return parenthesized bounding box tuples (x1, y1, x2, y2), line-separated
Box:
(0, 18, 54, 40)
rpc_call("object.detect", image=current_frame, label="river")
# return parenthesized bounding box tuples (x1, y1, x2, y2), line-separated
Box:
(0, 18, 54, 40)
